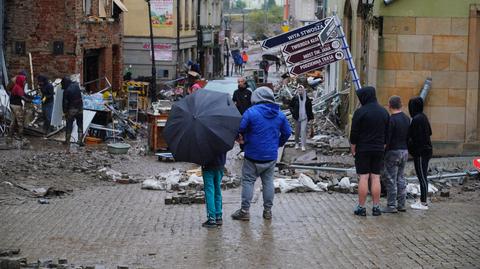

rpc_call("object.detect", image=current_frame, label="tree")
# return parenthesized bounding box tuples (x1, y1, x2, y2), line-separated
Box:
(235, 0, 246, 9)
(247, 5, 283, 40)
(262, 0, 277, 9)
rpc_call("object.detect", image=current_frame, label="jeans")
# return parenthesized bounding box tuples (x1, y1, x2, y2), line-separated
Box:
(414, 155, 430, 203)
(42, 102, 53, 132)
(10, 104, 24, 136)
(65, 108, 83, 143)
(384, 150, 408, 208)
(203, 169, 223, 220)
(294, 120, 308, 148)
(241, 158, 276, 211)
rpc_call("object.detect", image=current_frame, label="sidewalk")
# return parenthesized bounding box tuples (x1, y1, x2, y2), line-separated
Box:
(1, 183, 479, 268)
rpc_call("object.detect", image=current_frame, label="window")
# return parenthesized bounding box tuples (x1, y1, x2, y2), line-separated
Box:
(53, 41, 64, 55)
(14, 42, 25, 55)
(84, 0, 92, 15)
(99, 0, 107, 17)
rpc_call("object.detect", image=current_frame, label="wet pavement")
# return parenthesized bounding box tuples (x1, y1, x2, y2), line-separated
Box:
(1, 180, 479, 268)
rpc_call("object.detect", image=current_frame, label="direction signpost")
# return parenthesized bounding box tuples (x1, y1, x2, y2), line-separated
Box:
(261, 18, 329, 50)
(288, 50, 344, 76)
(261, 15, 361, 89)
(284, 39, 341, 66)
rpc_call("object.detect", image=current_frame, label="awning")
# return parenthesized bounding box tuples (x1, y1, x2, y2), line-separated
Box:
(113, 0, 128, 12)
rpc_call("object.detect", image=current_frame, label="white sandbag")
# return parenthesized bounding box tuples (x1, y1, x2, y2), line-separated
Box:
(316, 181, 329, 190)
(298, 173, 322, 192)
(142, 179, 166, 190)
(406, 183, 420, 195)
(338, 177, 351, 189)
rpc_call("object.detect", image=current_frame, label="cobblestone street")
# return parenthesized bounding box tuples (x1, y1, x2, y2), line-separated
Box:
(1, 181, 479, 268)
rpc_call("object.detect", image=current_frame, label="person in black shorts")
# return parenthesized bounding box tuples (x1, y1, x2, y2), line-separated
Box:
(350, 86, 389, 216)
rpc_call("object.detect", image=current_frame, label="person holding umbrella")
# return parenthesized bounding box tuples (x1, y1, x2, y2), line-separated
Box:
(163, 90, 243, 228)
(231, 87, 291, 221)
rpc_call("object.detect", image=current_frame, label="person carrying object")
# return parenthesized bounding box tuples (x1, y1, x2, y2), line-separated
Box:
(62, 77, 84, 151)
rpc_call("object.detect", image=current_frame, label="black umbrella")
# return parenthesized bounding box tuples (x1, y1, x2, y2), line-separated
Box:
(163, 90, 242, 165)
(262, 54, 279, 62)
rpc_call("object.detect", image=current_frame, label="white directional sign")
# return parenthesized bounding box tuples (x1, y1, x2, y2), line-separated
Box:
(318, 17, 337, 46)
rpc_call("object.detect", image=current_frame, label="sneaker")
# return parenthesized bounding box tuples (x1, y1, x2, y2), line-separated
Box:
(231, 209, 250, 221)
(410, 202, 429, 210)
(294, 144, 299, 149)
(301, 146, 306, 151)
(382, 206, 398, 214)
(372, 205, 382, 216)
(202, 219, 217, 228)
(216, 218, 223, 226)
(263, 209, 272, 220)
(354, 205, 367, 216)
(397, 205, 406, 212)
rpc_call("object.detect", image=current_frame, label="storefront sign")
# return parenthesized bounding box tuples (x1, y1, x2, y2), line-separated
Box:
(151, 0, 174, 28)
(143, 43, 173, 61)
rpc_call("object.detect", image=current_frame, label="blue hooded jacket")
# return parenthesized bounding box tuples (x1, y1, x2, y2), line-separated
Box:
(239, 87, 291, 161)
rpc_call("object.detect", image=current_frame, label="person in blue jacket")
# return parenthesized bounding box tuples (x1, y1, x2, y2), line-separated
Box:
(231, 87, 291, 221)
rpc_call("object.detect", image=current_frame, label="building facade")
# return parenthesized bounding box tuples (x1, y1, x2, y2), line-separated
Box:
(4, 0, 126, 91)
(123, 0, 198, 81)
(319, 0, 480, 155)
(122, 0, 223, 81)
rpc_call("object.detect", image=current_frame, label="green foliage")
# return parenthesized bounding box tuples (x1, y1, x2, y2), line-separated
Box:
(235, 0, 246, 9)
(247, 5, 283, 39)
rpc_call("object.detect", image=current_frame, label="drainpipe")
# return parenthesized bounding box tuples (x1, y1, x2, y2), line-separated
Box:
(176, 0, 181, 79)
(419, 77, 432, 101)
(196, 0, 201, 61)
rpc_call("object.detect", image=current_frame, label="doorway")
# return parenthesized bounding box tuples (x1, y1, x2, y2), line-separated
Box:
(83, 49, 100, 93)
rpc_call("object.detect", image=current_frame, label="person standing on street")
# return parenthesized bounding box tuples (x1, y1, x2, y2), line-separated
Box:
(259, 59, 270, 83)
(350, 86, 389, 217)
(383, 96, 410, 213)
(231, 87, 291, 221)
(62, 77, 84, 151)
(9, 72, 28, 139)
(407, 96, 433, 210)
(241, 51, 249, 71)
(201, 152, 227, 228)
(232, 77, 252, 115)
(289, 85, 313, 151)
(37, 75, 55, 134)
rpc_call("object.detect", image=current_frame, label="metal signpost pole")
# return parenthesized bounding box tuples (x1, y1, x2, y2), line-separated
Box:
(332, 15, 361, 91)
(146, 0, 157, 102)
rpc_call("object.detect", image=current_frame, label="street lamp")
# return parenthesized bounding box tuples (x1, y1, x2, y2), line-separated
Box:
(145, 0, 157, 102)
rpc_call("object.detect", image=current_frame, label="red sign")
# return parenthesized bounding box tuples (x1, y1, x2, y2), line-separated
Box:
(288, 50, 344, 76)
(285, 39, 341, 65)
(474, 158, 480, 171)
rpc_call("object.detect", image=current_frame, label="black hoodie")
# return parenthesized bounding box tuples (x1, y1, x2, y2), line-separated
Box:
(349, 87, 390, 152)
(61, 77, 83, 113)
(37, 75, 54, 104)
(407, 97, 432, 157)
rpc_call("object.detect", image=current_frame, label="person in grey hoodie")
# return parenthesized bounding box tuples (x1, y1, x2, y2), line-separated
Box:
(231, 87, 291, 221)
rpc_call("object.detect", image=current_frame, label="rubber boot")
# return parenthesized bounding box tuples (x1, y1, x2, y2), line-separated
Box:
(65, 132, 71, 153)
(77, 132, 85, 147)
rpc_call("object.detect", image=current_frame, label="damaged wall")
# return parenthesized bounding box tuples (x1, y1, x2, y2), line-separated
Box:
(4, 0, 124, 90)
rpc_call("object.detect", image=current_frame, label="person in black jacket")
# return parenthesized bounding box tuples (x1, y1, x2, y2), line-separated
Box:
(201, 152, 227, 228)
(37, 75, 55, 134)
(407, 97, 433, 211)
(383, 96, 410, 213)
(349, 86, 389, 217)
(232, 77, 252, 115)
(289, 85, 313, 151)
(61, 77, 84, 150)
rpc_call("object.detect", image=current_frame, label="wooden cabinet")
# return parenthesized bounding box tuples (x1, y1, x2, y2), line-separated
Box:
(147, 113, 169, 152)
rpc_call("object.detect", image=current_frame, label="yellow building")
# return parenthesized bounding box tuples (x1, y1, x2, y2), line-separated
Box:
(123, 0, 198, 81)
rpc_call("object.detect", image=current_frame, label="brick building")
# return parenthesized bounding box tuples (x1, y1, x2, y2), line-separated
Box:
(3, 0, 127, 91)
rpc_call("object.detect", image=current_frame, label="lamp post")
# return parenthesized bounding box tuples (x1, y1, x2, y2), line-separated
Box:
(146, 0, 157, 102)
(242, 11, 245, 49)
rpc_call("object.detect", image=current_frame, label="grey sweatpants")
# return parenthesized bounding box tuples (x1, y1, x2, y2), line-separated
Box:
(294, 120, 308, 148)
(384, 150, 408, 208)
(241, 158, 276, 211)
